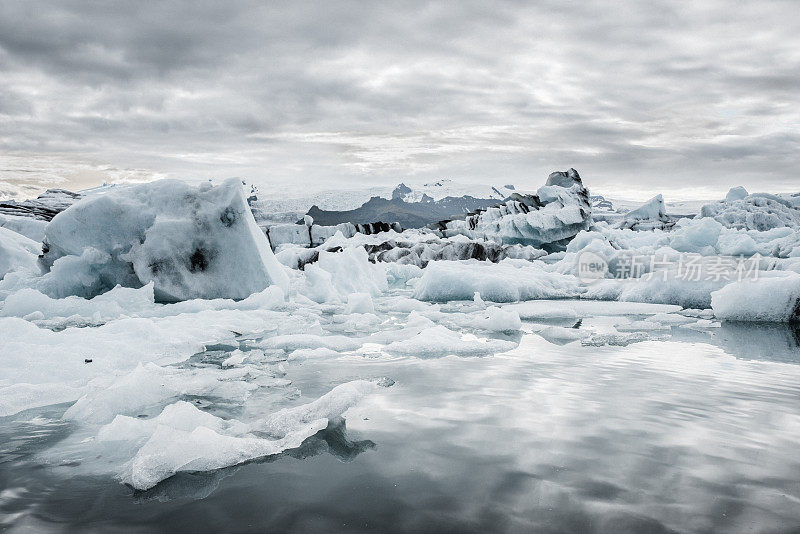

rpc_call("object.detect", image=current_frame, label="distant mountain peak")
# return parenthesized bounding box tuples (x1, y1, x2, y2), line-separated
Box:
(391, 183, 412, 200)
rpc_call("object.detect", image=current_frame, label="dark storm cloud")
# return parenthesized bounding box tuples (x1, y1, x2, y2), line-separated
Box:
(0, 0, 798, 200)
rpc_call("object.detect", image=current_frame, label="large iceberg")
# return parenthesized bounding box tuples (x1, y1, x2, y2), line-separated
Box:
(440, 168, 591, 250)
(39, 179, 288, 301)
(699, 189, 800, 231)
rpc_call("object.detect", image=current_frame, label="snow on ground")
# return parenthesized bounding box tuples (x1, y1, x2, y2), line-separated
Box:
(2, 176, 800, 491)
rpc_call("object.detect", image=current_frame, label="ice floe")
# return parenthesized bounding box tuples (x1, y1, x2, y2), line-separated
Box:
(38, 179, 288, 301)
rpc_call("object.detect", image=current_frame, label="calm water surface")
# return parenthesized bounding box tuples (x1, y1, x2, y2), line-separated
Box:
(2, 320, 800, 533)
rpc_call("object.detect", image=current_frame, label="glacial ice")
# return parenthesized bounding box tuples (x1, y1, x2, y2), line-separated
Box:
(0, 383, 82, 417)
(711, 272, 800, 323)
(699, 191, 800, 231)
(96, 380, 379, 490)
(0, 213, 47, 242)
(725, 186, 749, 202)
(297, 246, 387, 304)
(413, 260, 582, 302)
(4, 171, 800, 495)
(39, 179, 288, 301)
(63, 362, 264, 424)
(385, 325, 517, 357)
(617, 194, 673, 231)
(0, 226, 40, 279)
(441, 169, 591, 250)
(583, 265, 734, 309)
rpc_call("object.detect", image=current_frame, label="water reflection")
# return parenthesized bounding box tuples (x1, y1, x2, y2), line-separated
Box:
(3, 319, 800, 532)
(134, 417, 375, 503)
(714, 321, 800, 364)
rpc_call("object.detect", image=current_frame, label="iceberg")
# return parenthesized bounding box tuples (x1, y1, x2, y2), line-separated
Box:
(711, 272, 800, 323)
(98, 380, 379, 490)
(412, 259, 583, 302)
(617, 194, 673, 231)
(440, 168, 591, 250)
(39, 179, 288, 301)
(725, 186, 749, 202)
(0, 213, 48, 242)
(699, 190, 800, 231)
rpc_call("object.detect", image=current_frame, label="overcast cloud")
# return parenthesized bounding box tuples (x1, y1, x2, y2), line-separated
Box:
(1, 0, 798, 200)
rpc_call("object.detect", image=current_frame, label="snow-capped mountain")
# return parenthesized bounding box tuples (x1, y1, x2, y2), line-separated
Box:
(248, 180, 521, 226)
(391, 179, 517, 203)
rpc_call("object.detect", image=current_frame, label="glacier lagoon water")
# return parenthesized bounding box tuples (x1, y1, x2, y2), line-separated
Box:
(2, 320, 800, 533)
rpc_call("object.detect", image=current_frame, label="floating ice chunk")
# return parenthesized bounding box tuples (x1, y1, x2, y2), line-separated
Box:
(442, 169, 591, 249)
(64, 363, 261, 424)
(268, 223, 311, 248)
(385, 325, 517, 357)
(0, 227, 40, 279)
(413, 260, 582, 302)
(40, 179, 288, 301)
(0, 306, 286, 415)
(700, 191, 800, 231)
(121, 420, 317, 491)
(615, 320, 671, 331)
(647, 312, 695, 326)
(299, 247, 387, 303)
(471, 306, 522, 332)
(669, 218, 723, 255)
(286, 347, 342, 362)
(683, 319, 721, 330)
(625, 194, 667, 222)
(681, 308, 716, 319)
(345, 293, 375, 314)
(584, 267, 731, 309)
(381, 296, 429, 313)
(506, 300, 681, 320)
(581, 332, 652, 346)
(0, 383, 82, 417)
(1, 284, 155, 321)
(538, 326, 591, 344)
(317, 247, 387, 297)
(299, 263, 337, 303)
(251, 380, 378, 438)
(258, 334, 363, 352)
(0, 214, 47, 242)
(725, 186, 748, 202)
(104, 380, 378, 490)
(617, 195, 672, 230)
(711, 272, 800, 323)
(221, 350, 248, 367)
(385, 263, 424, 286)
(715, 232, 758, 256)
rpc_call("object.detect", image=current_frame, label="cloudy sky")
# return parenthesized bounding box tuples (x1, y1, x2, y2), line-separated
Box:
(1, 0, 798, 201)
